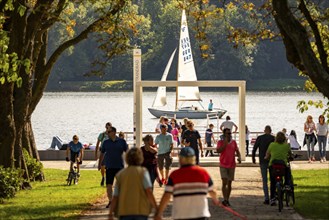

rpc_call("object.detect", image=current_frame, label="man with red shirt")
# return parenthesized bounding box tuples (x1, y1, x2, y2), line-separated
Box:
(155, 147, 219, 220)
(217, 128, 241, 206)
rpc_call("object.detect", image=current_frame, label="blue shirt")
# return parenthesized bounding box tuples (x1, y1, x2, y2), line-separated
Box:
(101, 136, 128, 168)
(155, 133, 173, 155)
(68, 141, 83, 153)
(208, 102, 213, 111)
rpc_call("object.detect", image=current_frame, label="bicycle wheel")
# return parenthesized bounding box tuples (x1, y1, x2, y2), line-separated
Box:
(67, 172, 73, 186)
(285, 189, 291, 207)
(291, 176, 295, 205)
(74, 174, 78, 185)
(277, 184, 283, 212)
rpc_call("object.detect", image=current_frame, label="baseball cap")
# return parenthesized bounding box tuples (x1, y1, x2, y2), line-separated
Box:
(179, 147, 195, 157)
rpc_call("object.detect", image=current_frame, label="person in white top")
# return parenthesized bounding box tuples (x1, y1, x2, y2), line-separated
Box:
(220, 116, 238, 140)
(155, 116, 165, 133)
(304, 115, 317, 163)
(316, 115, 328, 162)
(288, 130, 300, 150)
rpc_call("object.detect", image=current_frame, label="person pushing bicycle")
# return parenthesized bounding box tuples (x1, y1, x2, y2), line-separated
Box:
(66, 135, 84, 174)
(265, 131, 292, 206)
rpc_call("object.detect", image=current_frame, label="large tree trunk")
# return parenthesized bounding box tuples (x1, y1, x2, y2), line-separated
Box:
(22, 119, 39, 160)
(272, 0, 329, 99)
(0, 83, 15, 168)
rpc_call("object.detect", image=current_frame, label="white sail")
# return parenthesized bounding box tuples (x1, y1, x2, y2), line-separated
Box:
(177, 10, 201, 102)
(152, 49, 177, 107)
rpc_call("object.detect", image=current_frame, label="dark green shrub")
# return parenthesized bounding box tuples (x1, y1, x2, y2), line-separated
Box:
(0, 166, 23, 203)
(23, 149, 43, 181)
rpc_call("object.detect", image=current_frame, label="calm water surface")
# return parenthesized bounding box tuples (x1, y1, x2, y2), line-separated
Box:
(32, 91, 325, 149)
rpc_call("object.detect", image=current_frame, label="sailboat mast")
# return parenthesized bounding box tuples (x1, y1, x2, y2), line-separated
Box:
(176, 10, 184, 111)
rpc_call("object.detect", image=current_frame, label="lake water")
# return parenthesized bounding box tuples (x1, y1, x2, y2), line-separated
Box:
(32, 91, 326, 150)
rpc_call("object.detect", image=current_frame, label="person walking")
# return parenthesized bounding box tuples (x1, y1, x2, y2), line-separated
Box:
(216, 128, 241, 206)
(109, 147, 157, 220)
(316, 115, 328, 162)
(154, 147, 219, 220)
(220, 116, 238, 140)
(220, 116, 238, 133)
(265, 132, 292, 206)
(252, 125, 275, 205)
(98, 127, 128, 208)
(304, 115, 317, 163)
(155, 124, 173, 185)
(204, 123, 216, 157)
(245, 125, 250, 156)
(181, 120, 204, 165)
(95, 122, 112, 186)
(141, 134, 159, 189)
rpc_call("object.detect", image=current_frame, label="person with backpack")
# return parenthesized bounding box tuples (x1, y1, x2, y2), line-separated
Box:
(95, 122, 112, 186)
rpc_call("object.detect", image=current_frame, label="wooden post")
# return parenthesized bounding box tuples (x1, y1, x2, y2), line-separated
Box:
(239, 82, 246, 161)
(133, 49, 142, 148)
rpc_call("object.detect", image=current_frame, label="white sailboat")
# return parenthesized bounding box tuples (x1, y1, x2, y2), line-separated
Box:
(148, 10, 226, 119)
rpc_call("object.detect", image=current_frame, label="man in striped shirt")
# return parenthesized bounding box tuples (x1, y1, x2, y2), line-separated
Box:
(155, 147, 219, 220)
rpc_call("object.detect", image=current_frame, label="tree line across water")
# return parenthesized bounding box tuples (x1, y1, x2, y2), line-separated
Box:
(47, 0, 300, 90)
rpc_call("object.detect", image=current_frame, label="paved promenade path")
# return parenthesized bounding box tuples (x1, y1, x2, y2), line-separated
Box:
(42, 159, 328, 220)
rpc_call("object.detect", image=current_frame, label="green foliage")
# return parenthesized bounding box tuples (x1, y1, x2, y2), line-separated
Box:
(294, 169, 329, 219)
(0, 2, 30, 87)
(0, 166, 24, 203)
(297, 99, 329, 122)
(23, 149, 43, 181)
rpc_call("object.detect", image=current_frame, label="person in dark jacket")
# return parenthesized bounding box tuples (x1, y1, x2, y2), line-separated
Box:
(252, 125, 275, 205)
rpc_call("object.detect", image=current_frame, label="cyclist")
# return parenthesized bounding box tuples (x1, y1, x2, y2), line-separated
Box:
(66, 135, 84, 174)
(265, 131, 292, 206)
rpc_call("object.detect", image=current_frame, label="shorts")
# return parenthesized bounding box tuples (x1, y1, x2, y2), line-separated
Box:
(70, 151, 80, 163)
(106, 168, 122, 185)
(220, 167, 235, 181)
(158, 152, 172, 170)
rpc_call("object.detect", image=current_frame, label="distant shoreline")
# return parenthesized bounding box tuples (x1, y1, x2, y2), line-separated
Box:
(46, 79, 305, 92)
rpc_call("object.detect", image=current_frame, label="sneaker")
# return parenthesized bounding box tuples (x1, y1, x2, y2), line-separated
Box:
(308, 159, 312, 163)
(226, 200, 231, 206)
(100, 177, 105, 186)
(222, 200, 228, 207)
(312, 157, 316, 162)
(323, 157, 326, 162)
(263, 199, 270, 205)
(270, 198, 276, 206)
(320, 158, 323, 163)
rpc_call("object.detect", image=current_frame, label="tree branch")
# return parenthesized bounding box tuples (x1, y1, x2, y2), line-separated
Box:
(298, 0, 328, 72)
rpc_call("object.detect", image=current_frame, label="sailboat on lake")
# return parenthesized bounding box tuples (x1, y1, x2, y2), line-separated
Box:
(148, 10, 227, 119)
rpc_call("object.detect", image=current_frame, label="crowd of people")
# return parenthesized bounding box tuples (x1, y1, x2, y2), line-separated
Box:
(60, 112, 327, 219)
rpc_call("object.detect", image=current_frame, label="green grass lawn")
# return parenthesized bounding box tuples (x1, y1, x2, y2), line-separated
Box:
(293, 169, 329, 220)
(0, 169, 105, 219)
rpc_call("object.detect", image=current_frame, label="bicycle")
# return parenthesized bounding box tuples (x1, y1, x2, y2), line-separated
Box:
(66, 154, 82, 185)
(271, 154, 300, 212)
(66, 165, 79, 185)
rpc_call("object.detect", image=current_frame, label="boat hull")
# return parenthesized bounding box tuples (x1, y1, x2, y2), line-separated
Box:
(148, 108, 226, 119)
